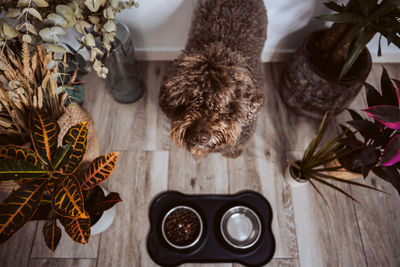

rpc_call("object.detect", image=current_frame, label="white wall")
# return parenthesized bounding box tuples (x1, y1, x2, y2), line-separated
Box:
(117, 0, 399, 62)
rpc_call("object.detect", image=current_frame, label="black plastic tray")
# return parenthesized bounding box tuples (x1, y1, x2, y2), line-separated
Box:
(147, 191, 275, 266)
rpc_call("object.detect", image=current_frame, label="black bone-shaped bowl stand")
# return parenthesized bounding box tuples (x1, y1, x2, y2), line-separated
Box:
(147, 191, 275, 266)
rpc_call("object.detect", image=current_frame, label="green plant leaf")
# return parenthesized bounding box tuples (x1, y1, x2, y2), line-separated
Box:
(303, 110, 334, 164)
(55, 5, 76, 28)
(43, 216, 61, 251)
(364, 83, 383, 107)
(359, 0, 377, 16)
(59, 122, 88, 173)
(339, 30, 374, 80)
(381, 67, 399, 107)
(0, 179, 47, 244)
(85, 0, 102, 12)
(52, 174, 87, 219)
(0, 145, 48, 170)
(52, 143, 73, 171)
(313, 172, 386, 193)
(312, 176, 359, 203)
(86, 191, 121, 214)
(25, 8, 43, 21)
(30, 111, 59, 167)
(60, 215, 90, 245)
(81, 152, 119, 191)
(32, 0, 49, 8)
(324, 1, 346, 12)
(309, 179, 329, 205)
(316, 12, 363, 24)
(0, 159, 48, 181)
(2, 22, 18, 39)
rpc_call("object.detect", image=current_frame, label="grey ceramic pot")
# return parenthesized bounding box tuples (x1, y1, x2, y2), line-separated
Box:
(279, 30, 372, 119)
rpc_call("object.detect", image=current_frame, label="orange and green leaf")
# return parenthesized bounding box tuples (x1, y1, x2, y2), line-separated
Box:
(30, 111, 59, 167)
(52, 174, 87, 219)
(52, 144, 73, 172)
(0, 159, 48, 181)
(43, 216, 61, 251)
(81, 152, 119, 191)
(0, 179, 48, 244)
(86, 191, 122, 215)
(60, 215, 90, 245)
(58, 122, 88, 173)
(0, 145, 48, 170)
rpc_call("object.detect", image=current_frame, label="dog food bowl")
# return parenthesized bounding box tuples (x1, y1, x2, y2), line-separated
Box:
(161, 206, 203, 249)
(147, 191, 275, 266)
(220, 206, 261, 249)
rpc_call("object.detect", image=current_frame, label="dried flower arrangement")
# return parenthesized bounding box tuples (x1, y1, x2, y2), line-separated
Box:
(0, 0, 138, 77)
(0, 41, 69, 145)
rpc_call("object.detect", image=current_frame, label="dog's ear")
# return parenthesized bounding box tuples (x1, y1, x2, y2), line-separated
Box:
(159, 59, 190, 119)
(159, 53, 208, 119)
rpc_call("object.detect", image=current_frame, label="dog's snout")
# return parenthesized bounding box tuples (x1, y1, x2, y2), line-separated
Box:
(197, 132, 211, 144)
(187, 128, 211, 146)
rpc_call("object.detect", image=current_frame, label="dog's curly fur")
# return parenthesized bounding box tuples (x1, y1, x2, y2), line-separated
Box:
(159, 0, 267, 159)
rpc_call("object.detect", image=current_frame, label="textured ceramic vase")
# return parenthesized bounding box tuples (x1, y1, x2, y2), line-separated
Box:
(279, 30, 372, 119)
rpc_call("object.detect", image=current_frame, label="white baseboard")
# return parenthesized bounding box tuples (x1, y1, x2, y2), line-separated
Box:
(135, 48, 400, 63)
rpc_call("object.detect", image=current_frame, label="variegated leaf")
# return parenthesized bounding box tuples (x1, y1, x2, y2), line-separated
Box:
(30, 111, 59, 167)
(43, 217, 61, 251)
(0, 158, 48, 181)
(60, 215, 90, 245)
(0, 179, 47, 244)
(52, 174, 87, 219)
(52, 143, 73, 172)
(81, 152, 119, 190)
(89, 192, 121, 214)
(59, 122, 88, 173)
(0, 145, 48, 170)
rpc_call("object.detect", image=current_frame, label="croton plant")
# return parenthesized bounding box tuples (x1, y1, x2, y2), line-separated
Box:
(0, 110, 121, 251)
(344, 68, 400, 195)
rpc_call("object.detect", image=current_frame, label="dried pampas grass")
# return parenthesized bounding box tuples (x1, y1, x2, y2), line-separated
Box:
(0, 43, 67, 144)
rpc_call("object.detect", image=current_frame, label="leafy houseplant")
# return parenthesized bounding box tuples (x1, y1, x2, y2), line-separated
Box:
(287, 110, 381, 203)
(0, 110, 120, 251)
(0, 0, 138, 78)
(344, 68, 400, 195)
(279, 0, 400, 119)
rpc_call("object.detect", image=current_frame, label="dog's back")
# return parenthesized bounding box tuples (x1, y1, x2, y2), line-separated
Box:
(186, 0, 267, 65)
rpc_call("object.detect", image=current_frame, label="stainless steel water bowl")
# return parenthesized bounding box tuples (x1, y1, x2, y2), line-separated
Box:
(161, 206, 203, 249)
(220, 206, 262, 249)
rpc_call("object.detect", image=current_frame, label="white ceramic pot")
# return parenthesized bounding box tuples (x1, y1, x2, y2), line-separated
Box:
(90, 186, 117, 236)
(284, 164, 308, 187)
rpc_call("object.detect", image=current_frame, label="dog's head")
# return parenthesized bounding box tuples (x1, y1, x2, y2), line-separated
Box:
(159, 42, 264, 159)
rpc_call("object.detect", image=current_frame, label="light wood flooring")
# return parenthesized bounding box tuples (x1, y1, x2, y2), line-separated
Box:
(1, 62, 400, 267)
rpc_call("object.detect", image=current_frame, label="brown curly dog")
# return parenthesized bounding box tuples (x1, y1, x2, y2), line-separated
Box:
(159, 0, 267, 159)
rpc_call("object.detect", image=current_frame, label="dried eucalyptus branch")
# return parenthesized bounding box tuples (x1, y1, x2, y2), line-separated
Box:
(0, 0, 138, 78)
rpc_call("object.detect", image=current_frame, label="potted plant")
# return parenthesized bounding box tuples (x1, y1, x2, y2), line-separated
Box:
(279, 0, 400, 119)
(344, 67, 400, 195)
(0, 0, 138, 78)
(286, 110, 381, 203)
(0, 41, 103, 191)
(0, 110, 120, 251)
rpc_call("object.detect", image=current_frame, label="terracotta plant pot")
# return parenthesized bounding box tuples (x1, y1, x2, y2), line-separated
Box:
(279, 29, 372, 119)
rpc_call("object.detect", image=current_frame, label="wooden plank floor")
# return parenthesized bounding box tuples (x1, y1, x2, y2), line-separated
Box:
(0, 62, 399, 266)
